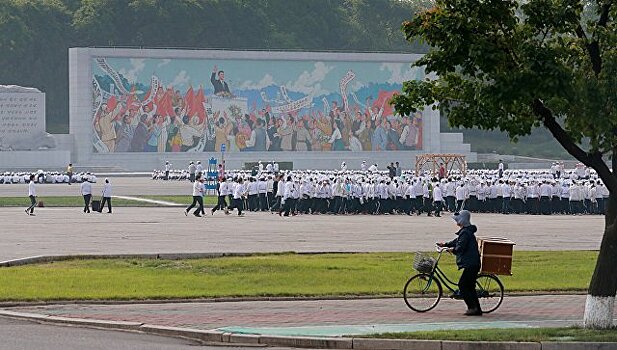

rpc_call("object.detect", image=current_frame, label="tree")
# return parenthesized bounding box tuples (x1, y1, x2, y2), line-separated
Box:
(392, 0, 617, 328)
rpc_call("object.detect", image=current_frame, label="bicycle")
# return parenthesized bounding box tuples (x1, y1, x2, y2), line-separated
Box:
(403, 246, 504, 313)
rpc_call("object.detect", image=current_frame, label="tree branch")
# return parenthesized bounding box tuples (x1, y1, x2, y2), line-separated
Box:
(532, 99, 617, 193)
(597, 2, 612, 27)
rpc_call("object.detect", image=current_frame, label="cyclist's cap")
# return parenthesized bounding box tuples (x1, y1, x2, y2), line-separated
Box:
(452, 210, 471, 226)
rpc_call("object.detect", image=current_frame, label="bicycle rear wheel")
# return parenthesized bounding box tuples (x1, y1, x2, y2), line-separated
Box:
(403, 273, 442, 312)
(476, 273, 504, 313)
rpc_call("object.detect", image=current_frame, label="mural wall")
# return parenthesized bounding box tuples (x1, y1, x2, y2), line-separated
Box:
(92, 57, 424, 153)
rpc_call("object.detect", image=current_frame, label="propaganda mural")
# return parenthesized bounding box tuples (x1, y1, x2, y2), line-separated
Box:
(92, 56, 424, 153)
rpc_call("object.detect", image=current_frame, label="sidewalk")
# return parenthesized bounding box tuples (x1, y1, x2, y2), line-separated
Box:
(6, 295, 612, 337)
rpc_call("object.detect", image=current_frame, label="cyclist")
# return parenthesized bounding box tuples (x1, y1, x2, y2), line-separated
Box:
(437, 210, 482, 316)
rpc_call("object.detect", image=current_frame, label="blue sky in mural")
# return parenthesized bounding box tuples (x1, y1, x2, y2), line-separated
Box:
(93, 57, 425, 113)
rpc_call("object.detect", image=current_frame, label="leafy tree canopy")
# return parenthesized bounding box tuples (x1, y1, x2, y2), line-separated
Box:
(392, 0, 617, 184)
(392, 0, 617, 329)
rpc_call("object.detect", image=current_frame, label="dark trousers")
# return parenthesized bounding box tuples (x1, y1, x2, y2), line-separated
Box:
(446, 196, 456, 212)
(233, 198, 244, 215)
(433, 200, 442, 216)
(283, 198, 296, 216)
(248, 194, 258, 211)
(189, 173, 196, 182)
(502, 197, 511, 214)
(27, 195, 37, 214)
(99, 196, 112, 213)
(259, 193, 267, 211)
(456, 199, 464, 212)
(459, 265, 481, 311)
(83, 194, 91, 213)
(165, 170, 169, 180)
(540, 196, 551, 215)
(212, 195, 228, 213)
(186, 196, 203, 215)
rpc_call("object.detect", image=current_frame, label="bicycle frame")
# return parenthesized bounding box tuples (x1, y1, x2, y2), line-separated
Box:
(422, 249, 460, 293)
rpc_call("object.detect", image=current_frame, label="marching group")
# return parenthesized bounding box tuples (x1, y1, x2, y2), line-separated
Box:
(182, 160, 608, 218)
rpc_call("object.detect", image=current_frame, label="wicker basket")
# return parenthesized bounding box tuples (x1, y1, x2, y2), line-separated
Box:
(413, 252, 436, 273)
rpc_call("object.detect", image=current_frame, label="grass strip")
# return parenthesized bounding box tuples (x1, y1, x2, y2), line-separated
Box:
(363, 327, 617, 342)
(0, 196, 216, 207)
(0, 251, 596, 301)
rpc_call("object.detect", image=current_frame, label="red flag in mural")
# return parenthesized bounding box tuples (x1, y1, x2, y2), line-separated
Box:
(184, 86, 195, 116)
(160, 88, 176, 117)
(192, 87, 207, 123)
(106, 95, 118, 111)
(373, 90, 398, 118)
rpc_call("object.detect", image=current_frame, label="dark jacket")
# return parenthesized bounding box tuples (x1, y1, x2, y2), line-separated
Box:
(445, 225, 480, 269)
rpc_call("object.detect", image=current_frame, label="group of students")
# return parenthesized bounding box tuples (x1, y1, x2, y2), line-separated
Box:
(22, 174, 112, 216)
(2, 170, 97, 185)
(182, 164, 609, 218)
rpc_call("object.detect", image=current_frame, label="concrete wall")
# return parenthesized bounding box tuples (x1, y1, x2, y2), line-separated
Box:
(0, 151, 70, 170)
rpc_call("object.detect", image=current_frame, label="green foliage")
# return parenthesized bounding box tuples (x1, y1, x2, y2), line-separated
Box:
(0, 0, 428, 132)
(392, 0, 617, 161)
(0, 251, 596, 301)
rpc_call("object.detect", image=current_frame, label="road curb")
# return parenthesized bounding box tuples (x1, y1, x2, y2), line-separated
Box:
(0, 310, 613, 350)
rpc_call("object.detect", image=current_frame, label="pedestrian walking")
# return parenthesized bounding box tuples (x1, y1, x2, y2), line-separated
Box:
(25, 174, 37, 216)
(80, 178, 92, 213)
(99, 178, 113, 213)
(67, 163, 74, 185)
(185, 177, 205, 217)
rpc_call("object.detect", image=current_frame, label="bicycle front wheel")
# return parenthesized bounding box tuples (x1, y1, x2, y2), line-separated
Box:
(476, 273, 504, 313)
(403, 273, 442, 312)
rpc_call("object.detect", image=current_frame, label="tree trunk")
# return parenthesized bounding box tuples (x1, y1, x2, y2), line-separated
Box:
(583, 192, 617, 329)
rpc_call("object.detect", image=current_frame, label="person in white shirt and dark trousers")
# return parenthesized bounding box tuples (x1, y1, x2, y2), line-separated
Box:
(185, 177, 205, 217)
(80, 179, 92, 213)
(25, 174, 37, 216)
(99, 178, 113, 213)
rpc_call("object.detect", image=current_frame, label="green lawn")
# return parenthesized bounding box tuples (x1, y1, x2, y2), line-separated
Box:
(365, 327, 617, 342)
(0, 195, 217, 207)
(0, 251, 596, 301)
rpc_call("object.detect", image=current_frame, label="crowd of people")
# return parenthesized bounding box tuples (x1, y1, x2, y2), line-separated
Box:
(181, 160, 608, 217)
(1, 170, 97, 185)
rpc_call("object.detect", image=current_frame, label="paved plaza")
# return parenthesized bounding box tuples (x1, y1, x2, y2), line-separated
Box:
(0, 206, 604, 262)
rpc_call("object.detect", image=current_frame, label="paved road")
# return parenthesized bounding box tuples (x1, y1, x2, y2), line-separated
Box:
(0, 316, 307, 350)
(10, 295, 616, 337)
(0, 207, 604, 261)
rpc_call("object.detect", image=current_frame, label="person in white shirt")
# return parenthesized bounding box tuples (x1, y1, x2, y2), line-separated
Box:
(195, 161, 203, 178)
(185, 177, 205, 217)
(164, 161, 171, 180)
(25, 174, 37, 216)
(211, 177, 229, 215)
(360, 161, 367, 172)
(257, 177, 268, 211)
(80, 179, 93, 213)
(99, 178, 113, 213)
(433, 183, 443, 217)
(232, 178, 246, 216)
(247, 178, 259, 211)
